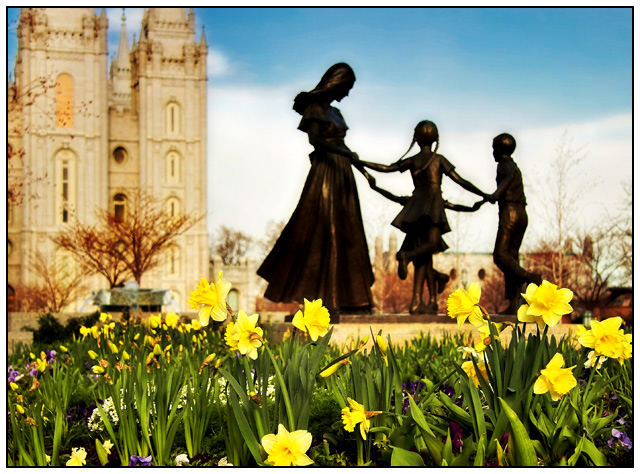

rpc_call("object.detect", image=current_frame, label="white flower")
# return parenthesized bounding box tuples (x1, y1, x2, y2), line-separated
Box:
(584, 350, 607, 369)
(175, 453, 190, 466)
(218, 456, 233, 466)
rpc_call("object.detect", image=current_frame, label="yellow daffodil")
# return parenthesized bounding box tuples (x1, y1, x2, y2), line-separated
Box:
(447, 282, 485, 330)
(66, 447, 87, 466)
(292, 298, 331, 341)
(376, 335, 389, 366)
(231, 311, 264, 360)
(282, 328, 291, 341)
(188, 272, 232, 326)
(224, 321, 239, 351)
(261, 424, 313, 466)
(191, 319, 202, 330)
(165, 312, 179, 329)
(29, 353, 36, 360)
(534, 353, 577, 401)
(36, 358, 47, 373)
(461, 360, 488, 387)
(148, 314, 162, 329)
(99, 312, 112, 324)
(122, 350, 130, 361)
(341, 398, 380, 440)
(10, 382, 19, 391)
(79, 326, 90, 339)
(88, 350, 98, 360)
(153, 344, 163, 356)
(15, 404, 25, 415)
(92, 365, 105, 374)
(90, 325, 100, 339)
(519, 281, 573, 329)
(319, 359, 351, 378)
(102, 439, 114, 455)
(59, 345, 68, 353)
(107, 340, 119, 354)
(457, 341, 487, 358)
(578, 316, 632, 363)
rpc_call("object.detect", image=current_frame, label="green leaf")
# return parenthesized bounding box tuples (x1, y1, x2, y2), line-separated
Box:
(95, 438, 109, 466)
(473, 433, 486, 466)
(390, 446, 425, 466)
(498, 398, 537, 466)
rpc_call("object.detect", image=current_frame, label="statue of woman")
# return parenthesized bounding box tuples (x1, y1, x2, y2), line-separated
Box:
(257, 63, 374, 313)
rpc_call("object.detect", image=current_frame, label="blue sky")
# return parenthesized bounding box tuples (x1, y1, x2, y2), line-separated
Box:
(6, 7, 632, 255)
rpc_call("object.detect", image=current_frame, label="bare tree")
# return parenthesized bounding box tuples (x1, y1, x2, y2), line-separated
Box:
(14, 251, 86, 312)
(213, 226, 253, 265)
(53, 191, 203, 287)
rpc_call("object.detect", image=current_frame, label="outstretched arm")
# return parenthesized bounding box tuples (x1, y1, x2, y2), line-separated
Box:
(445, 200, 486, 212)
(370, 183, 409, 205)
(485, 175, 515, 203)
(358, 160, 402, 173)
(447, 169, 489, 199)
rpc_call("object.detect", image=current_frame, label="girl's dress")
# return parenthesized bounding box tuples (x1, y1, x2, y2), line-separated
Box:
(392, 153, 455, 254)
(257, 102, 374, 310)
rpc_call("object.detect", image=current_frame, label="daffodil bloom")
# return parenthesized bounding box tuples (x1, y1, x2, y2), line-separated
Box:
(292, 298, 331, 341)
(66, 447, 87, 466)
(45, 454, 51, 465)
(191, 319, 202, 330)
(148, 314, 162, 329)
(534, 353, 577, 401)
(79, 326, 90, 339)
(188, 272, 232, 326)
(100, 312, 112, 324)
(461, 360, 488, 387)
(92, 365, 105, 374)
(103, 439, 114, 455)
(282, 328, 291, 341)
(36, 358, 47, 373)
(107, 340, 119, 354)
(376, 335, 389, 366)
(584, 350, 607, 370)
(224, 322, 238, 351)
(519, 281, 573, 328)
(320, 359, 351, 378)
(341, 398, 380, 440)
(165, 312, 179, 329)
(90, 326, 100, 338)
(578, 316, 633, 363)
(477, 321, 504, 341)
(457, 342, 486, 358)
(447, 282, 485, 330)
(231, 311, 264, 360)
(175, 453, 189, 466)
(261, 424, 313, 466)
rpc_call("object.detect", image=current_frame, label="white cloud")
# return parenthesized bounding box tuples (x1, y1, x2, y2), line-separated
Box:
(207, 48, 232, 78)
(206, 81, 631, 259)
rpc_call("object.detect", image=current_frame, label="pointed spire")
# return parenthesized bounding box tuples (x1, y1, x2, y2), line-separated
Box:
(114, 9, 130, 71)
(100, 8, 106, 18)
(200, 24, 207, 46)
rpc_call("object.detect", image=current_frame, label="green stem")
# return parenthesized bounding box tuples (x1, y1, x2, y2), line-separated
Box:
(356, 438, 364, 465)
(264, 345, 295, 431)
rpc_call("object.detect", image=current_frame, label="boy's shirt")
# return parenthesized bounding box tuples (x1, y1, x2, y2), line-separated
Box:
(496, 157, 526, 206)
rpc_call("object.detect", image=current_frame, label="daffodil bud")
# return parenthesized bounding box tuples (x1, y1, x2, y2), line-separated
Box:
(164, 344, 172, 353)
(320, 359, 350, 378)
(107, 340, 119, 354)
(122, 350, 130, 361)
(59, 345, 68, 353)
(88, 350, 98, 360)
(29, 353, 36, 360)
(92, 365, 105, 374)
(10, 382, 19, 391)
(134, 333, 141, 341)
(153, 344, 163, 356)
(15, 404, 25, 415)
(375, 335, 388, 355)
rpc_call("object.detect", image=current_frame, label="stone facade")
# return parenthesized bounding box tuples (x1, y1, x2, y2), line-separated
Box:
(8, 8, 209, 312)
(210, 256, 261, 315)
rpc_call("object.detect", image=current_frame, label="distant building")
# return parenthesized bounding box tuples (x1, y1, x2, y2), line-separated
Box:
(8, 8, 209, 311)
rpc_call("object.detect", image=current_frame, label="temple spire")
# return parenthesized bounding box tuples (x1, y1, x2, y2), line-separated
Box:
(114, 8, 130, 70)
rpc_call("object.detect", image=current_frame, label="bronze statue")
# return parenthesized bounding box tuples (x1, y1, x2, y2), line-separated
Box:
(481, 133, 541, 314)
(359, 120, 488, 314)
(257, 63, 375, 313)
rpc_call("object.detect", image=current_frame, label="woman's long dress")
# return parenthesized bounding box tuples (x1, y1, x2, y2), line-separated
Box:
(257, 102, 374, 310)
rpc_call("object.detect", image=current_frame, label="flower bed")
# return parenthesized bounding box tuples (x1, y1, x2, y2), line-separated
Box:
(6, 275, 633, 466)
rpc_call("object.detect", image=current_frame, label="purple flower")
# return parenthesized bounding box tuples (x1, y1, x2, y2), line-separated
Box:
(616, 418, 628, 426)
(29, 367, 37, 378)
(608, 428, 632, 451)
(8, 370, 20, 383)
(440, 381, 455, 398)
(449, 422, 464, 452)
(129, 455, 153, 466)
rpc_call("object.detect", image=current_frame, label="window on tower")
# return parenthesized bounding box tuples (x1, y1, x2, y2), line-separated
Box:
(166, 152, 181, 183)
(56, 74, 74, 128)
(113, 193, 127, 223)
(113, 146, 127, 164)
(55, 150, 76, 225)
(167, 102, 181, 135)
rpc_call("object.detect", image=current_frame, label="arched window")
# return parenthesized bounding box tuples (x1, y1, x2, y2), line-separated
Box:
(113, 146, 127, 164)
(166, 197, 181, 218)
(478, 269, 486, 280)
(8, 285, 16, 312)
(167, 246, 181, 277)
(228, 289, 239, 314)
(55, 149, 76, 224)
(166, 152, 181, 183)
(8, 239, 13, 256)
(166, 102, 181, 135)
(113, 193, 127, 223)
(56, 73, 74, 128)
